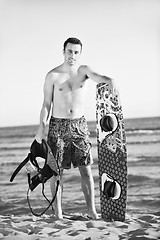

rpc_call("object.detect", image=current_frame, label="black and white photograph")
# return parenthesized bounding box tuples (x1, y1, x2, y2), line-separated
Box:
(0, 0, 160, 239)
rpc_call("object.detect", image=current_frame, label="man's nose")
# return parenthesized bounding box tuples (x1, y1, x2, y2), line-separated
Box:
(70, 52, 75, 58)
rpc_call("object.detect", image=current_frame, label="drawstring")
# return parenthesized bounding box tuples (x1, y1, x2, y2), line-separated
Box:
(27, 177, 60, 217)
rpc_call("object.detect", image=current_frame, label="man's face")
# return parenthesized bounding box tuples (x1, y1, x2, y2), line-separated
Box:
(63, 43, 82, 66)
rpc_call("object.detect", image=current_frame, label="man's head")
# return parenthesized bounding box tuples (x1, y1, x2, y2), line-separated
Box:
(63, 37, 82, 66)
(63, 37, 82, 52)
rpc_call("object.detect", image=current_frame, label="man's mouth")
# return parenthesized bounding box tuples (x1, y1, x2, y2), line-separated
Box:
(68, 58, 75, 63)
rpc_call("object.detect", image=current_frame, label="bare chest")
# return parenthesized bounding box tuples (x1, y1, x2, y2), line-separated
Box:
(55, 74, 86, 95)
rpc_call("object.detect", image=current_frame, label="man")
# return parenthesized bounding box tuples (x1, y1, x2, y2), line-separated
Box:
(35, 37, 115, 219)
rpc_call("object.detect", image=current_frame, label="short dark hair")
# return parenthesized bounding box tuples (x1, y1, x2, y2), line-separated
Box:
(63, 37, 83, 51)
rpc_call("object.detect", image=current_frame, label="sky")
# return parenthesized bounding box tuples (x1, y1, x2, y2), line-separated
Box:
(0, 0, 160, 127)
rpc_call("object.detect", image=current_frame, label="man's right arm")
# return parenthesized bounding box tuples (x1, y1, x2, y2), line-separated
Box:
(35, 72, 54, 143)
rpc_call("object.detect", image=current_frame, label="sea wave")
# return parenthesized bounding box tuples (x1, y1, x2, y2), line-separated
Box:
(128, 174, 151, 183)
(128, 156, 160, 166)
(0, 147, 28, 151)
(126, 129, 160, 136)
(127, 139, 160, 145)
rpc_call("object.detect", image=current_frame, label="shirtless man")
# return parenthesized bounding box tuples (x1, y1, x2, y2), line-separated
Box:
(35, 37, 114, 220)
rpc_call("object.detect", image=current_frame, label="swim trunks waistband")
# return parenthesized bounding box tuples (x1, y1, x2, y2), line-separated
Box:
(50, 115, 86, 123)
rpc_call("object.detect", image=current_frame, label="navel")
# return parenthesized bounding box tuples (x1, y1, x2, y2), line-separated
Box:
(67, 109, 73, 117)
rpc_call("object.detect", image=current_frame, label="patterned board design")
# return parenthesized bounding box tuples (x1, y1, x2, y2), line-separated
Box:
(96, 82, 127, 221)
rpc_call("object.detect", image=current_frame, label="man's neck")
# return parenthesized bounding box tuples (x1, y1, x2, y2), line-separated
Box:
(63, 62, 79, 74)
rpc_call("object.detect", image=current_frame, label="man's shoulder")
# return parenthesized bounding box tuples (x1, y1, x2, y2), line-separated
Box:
(46, 65, 62, 81)
(78, 65, 89, 71)
(78, 65, 90, 77)
(47, 66, 62, 75)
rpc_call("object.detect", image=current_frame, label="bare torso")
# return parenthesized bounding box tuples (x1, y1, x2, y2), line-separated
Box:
(51, 66, 88, 119)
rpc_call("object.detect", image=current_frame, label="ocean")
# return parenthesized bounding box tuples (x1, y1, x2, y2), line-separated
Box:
(0, 117, 160, 217)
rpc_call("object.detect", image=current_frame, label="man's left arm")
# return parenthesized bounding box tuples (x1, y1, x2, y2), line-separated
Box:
(80, 65, 116, 90)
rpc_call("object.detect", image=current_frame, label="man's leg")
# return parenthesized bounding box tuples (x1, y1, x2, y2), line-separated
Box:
(78, 165, 98, 219)
(50, 172, 63, 219)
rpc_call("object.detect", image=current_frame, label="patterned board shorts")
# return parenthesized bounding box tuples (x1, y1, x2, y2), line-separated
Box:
(47, 116, 93, 170)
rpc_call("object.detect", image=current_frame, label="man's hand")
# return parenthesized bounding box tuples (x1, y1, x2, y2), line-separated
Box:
(35, 128, 45, 143)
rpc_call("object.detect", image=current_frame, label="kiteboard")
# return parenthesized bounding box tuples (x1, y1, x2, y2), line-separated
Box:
(96, 82, 127, 221)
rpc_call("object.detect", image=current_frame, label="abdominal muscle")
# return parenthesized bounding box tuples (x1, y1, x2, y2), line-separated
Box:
(52, 85, 86, 119)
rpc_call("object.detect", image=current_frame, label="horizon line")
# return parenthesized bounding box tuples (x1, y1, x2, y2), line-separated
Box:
(0, 115, 160, 129)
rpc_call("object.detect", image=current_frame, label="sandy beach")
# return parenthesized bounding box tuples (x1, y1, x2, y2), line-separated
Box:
(0, 211, 160, 240)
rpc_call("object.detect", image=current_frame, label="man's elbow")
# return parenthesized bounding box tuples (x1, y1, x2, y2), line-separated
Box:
(101, 76, 117, 90)
(42, 101, 51, 112)
(101, 75, 113, 84)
